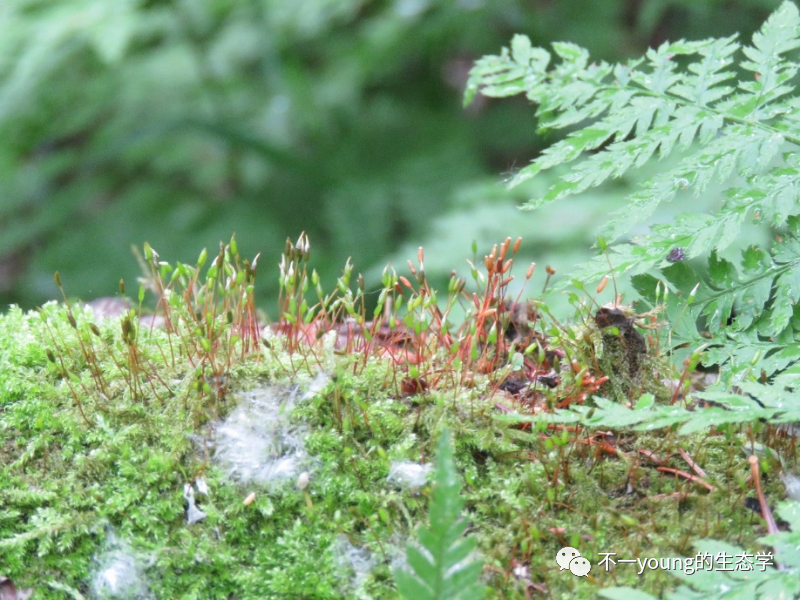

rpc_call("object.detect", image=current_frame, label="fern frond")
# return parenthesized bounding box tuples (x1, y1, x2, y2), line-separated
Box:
(467, 1, 800, 242)
(637, 238, 800, 380)
(394, 428, 486, 600)
(470, 1, 800, 363)
(502, 377, 800, 434)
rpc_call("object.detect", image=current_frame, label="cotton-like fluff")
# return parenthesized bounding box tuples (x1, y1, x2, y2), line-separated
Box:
(334, 535, 377, 591)
(782, 472, 800, 502)
(387, 461, 433, 492)
(212, 384, 315, 486)
(90, 531, 149, 600)
(183, 483, 207, 525)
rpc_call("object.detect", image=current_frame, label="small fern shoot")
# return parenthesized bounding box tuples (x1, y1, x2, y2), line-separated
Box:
(394, 428, 486, 600)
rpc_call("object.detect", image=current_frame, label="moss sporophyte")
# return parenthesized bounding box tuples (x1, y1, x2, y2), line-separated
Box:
(1, 231, 798, 599)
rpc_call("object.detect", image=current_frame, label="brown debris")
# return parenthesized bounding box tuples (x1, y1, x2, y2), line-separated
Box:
(85, 297, 130, 319)
(0, 577, 32, 600)
(594, 306, 647, 378)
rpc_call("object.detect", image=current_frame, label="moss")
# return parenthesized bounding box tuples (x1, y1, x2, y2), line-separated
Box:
(0, 298, 791, 599)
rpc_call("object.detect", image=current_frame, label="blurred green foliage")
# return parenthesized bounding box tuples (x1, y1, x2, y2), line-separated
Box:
(0, 0, 780, 310)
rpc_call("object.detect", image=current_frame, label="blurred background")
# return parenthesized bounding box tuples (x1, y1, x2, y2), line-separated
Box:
(0, 0, 780, 314)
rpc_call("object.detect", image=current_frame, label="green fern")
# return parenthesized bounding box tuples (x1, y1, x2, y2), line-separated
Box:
(467, 0, 800, 379)
(473, 12, 800, 598)
(465, 2, 800, 242)
(499, 382, 800, 435)
(393, 428, 486, 600)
